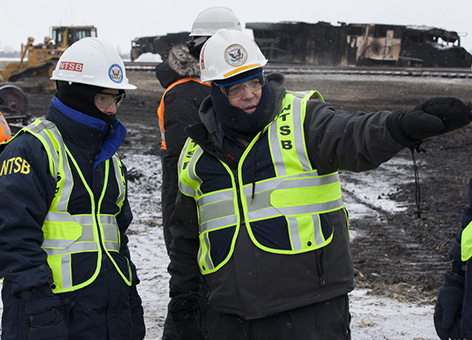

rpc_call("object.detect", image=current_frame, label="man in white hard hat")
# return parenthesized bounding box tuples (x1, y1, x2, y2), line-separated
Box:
(167, 28, 472, 339)
(0, 37, 145, 340)
(155, 7, 242, 340)
(156, 5, 241, 256)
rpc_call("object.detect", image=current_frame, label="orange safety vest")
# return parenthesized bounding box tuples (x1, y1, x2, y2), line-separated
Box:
(0, 112, 12, 143)
(157, 78, 210, 150)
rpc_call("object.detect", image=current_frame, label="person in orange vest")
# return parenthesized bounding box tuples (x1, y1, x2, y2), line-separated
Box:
(155, 7, 242, 340)
(0, 112, 12, 143)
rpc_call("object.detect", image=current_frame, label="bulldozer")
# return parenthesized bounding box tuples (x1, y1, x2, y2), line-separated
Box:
(0, 26, 97, 85)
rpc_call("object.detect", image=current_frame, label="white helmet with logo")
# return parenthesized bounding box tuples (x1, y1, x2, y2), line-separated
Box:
(200, 29, 268, 83)
(51, 37, 136, 90)
(190, 7, 242, 37)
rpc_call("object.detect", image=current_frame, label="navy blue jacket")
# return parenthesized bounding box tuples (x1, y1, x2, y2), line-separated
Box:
(448, 176, 472, 337)
(0, 98, 144, 339)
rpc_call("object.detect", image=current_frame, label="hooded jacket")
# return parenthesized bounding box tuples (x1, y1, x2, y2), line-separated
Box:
(155, 44, 211, 253)
(0, 98, 144, 339)
(168, 72, 405, 319)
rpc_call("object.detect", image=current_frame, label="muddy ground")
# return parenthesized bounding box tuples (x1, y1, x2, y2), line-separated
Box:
(13, 68, 472, 306)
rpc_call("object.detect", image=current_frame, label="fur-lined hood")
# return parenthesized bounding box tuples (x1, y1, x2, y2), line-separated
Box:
(168, 44, 200, 78)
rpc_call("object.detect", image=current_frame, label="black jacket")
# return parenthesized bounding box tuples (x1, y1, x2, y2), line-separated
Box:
(156, 44, 210, 253)
(447, 175, 472, 337)
(168, 73, 405, 319)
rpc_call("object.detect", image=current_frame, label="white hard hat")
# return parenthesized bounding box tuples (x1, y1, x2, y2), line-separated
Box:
(51, 37, 136, 90)
(200, 29, 268, 83)
(190, 7, 242, 37)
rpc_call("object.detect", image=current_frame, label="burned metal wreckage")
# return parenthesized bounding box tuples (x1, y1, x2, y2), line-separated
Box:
(247, 21, 472, 68)
(130, 21, 472, 68)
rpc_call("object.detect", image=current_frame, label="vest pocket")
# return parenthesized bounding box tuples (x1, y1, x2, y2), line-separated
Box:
(249, 213, 334, 254)
(41, 220, 83, 249)
(199, 225, 236, 274)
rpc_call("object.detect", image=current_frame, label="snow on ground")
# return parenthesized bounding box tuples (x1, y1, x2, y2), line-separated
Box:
(132, 53, 163, 63)
(124, 153, 438, 340)
(0, 153, 439, 339)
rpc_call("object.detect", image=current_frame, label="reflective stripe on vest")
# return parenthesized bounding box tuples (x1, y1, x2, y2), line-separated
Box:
(462, 220, 472, 261)
(24, 118, 131, 292)
(179, 90, 344, 275)
(178, 139, 204, 197)
(157, 78, 211, 150)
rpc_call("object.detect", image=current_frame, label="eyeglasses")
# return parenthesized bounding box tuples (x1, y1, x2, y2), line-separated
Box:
(94, 92, 125, 109)
(216, 74, 265, 99)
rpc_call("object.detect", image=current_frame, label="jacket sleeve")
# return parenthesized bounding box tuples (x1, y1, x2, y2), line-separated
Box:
(163, 82, 209, 158)
(447, 176, 472, 275)
(304, 100, 405, 174)
(115, 163, 140, 285)
(167, 190, 202, 297)
(0, 133, 57, 295)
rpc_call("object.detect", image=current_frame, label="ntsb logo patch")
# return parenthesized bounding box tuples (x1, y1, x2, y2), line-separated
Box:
(108, 64, 123, 84)
(59, 61, 83, 72)
(224, 44, 248, 67)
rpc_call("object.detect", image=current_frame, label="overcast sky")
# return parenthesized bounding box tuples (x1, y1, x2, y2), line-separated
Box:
(1, 0, 471, 56)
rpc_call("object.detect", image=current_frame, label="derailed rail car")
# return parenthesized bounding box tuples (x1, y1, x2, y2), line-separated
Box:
(246, 21, 472, 68)
(130, 32, 190, 61)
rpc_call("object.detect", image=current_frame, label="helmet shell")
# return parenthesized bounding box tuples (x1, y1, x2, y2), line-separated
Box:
(51, 37, 136, 90)
(200, 29, 268, 83)
(190, 7, 242, 37)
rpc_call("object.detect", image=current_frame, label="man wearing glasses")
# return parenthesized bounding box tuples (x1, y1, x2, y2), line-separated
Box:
(0, 37, 145, 340)
(167, 29, 472, 339)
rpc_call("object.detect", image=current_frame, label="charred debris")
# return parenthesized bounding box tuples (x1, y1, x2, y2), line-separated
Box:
(131, 21, 471, 68)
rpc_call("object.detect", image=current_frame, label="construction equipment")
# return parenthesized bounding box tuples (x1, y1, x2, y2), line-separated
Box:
(0, 84, 30, 132)
(0, 26, 97, 83)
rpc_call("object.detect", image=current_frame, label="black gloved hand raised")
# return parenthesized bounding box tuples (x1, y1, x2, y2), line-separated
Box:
(387, 97, 472, 148)
(434, 270, 465, 340)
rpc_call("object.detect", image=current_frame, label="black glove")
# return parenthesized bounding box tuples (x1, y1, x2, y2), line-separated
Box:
(171, 312, 206, 340)
(387, 97, 472, 148)
(434, 270, 465, 340)
(169, 292, 205, 340)
(24, 290, 68, 340)
(130, 285, 146, 340)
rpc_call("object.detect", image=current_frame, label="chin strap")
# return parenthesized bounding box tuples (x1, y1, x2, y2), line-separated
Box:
(410, 144, 426, 218)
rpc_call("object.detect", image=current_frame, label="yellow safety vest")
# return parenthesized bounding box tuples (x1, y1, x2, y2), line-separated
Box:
(23, 118, 132, 293)
(178, 91, 346, 275)
(462, 220, 472, 261)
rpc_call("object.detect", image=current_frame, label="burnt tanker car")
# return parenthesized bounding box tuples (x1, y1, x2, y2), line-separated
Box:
(130, 31, 190, 61)
(246, 21, 472, 68)
(130, 21, 471, 68)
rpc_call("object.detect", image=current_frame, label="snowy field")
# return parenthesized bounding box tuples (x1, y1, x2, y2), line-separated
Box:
(124, 154, 439, 340)
(0, 153, 439, 339)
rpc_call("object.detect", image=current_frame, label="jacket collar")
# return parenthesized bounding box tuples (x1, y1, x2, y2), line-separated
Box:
(47, 97, 127, 166)
(196, 72, 287, 146)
